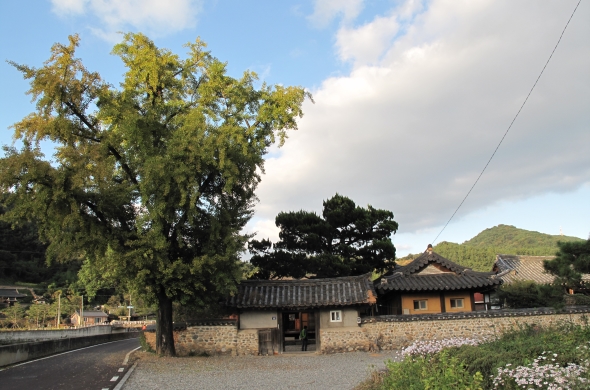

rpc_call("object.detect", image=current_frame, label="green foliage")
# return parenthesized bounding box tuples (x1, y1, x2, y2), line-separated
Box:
(1, 303, 26, 328)
(544, 238, 590, 290)
(496, 280, 564, 309)
(1, 33, 309, 355)
(379, 352, 483, 390)
(445, 322, 590, 389)
(433, 242, 498, 272)
(25, 303, 52, 328)
(139, 332, 154, 353)
(249, 194, 398, 279)
(368, 322, 590, 390)
(464, 224, 583, 249)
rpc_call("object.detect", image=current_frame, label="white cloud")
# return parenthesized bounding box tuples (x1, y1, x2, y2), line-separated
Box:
(50, 0, 201, 40)
(307, 0, 364, 28)
(334, 0, 429, 66)
(247, 0, 590, 245)
(52, 0, 86, 14)
(336, 15, 400, 64)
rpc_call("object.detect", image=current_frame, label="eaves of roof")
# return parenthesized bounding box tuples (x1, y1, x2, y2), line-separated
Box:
(377, 272, 502, 292)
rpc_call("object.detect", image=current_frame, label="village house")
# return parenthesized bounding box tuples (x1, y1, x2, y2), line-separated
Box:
(71, 310, 108, 326)
(376, 245, 502, 315)
(0, 288, 27, 307)
(226, 273, 377, 354)
(494, 254, 590, 294)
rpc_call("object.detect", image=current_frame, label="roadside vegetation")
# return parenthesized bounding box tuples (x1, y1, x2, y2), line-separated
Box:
(358, 321, 590, 390)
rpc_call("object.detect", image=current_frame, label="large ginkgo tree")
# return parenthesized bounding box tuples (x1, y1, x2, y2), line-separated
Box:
(1, 33, 309, 355)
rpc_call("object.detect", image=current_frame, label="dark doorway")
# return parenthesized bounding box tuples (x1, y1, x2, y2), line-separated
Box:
(281, 311, 316, 352)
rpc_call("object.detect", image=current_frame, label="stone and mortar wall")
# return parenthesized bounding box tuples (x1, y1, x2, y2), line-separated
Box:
(144, 324, 258, 356)
(144, 308, 590, 355)
(320, 307, 590, 354)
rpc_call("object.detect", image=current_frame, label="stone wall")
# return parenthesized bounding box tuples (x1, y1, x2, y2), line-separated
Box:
(144, 322, 259, 356)
(319, 307, 590, 354)
(144, 308, 590, 355)
(320, 327, 373, 354)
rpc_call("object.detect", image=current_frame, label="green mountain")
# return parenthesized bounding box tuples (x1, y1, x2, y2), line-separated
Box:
(398, 225, 585, 272)
(463, 224, 583, 250)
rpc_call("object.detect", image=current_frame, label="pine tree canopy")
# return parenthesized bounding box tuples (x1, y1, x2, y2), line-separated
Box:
(249, 194, 398, 279)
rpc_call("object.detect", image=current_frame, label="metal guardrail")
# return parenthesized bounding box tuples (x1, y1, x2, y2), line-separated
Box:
(110, 320, 156, 325)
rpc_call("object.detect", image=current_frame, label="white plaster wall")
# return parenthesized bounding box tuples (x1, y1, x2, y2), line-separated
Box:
(320, 308, 359, 328)
(239, 311, 278, 329)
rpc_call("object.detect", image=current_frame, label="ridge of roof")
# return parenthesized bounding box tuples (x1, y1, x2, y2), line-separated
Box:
(395, 250, 469, 276)
(241, 273, 373, 285)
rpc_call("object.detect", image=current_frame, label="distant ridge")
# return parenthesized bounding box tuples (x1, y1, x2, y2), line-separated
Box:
(463, 224, 582, 250)
(397, 225, 584, 272)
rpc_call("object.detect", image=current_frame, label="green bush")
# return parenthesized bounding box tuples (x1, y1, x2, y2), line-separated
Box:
(380, 352, 483, 390)
(496, 280, 563, 309)
(139, 332, 154, 353)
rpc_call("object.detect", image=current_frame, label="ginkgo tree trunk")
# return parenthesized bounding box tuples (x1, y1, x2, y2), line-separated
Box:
(1, 33, 310, 356)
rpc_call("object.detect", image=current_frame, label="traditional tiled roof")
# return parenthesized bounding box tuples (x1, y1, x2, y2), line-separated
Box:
(227, 273, 377, 309)
(0, 289, 27, 298)
(378, 249, 502, 292)
(494, 255, 590, 284)
(74, 310, 108, 317)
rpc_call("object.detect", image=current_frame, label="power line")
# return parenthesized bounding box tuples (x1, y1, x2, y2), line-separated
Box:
(432, 0, 582, 245)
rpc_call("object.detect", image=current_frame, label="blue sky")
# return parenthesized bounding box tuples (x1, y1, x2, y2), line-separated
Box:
(1, 0, 589, 257)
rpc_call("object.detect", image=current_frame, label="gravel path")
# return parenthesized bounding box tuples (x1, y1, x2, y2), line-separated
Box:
(123, 350, 402, 390)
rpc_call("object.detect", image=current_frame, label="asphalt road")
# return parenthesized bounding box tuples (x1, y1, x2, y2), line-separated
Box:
(0, 337, 140, 390)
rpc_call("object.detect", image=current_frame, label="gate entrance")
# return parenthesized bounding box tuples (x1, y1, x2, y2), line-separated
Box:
(281, 311, 317, 352)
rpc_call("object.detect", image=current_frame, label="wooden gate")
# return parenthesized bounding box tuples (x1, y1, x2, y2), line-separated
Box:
(258, 328, 282, 355)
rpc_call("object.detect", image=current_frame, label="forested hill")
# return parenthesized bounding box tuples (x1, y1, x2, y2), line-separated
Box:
(463, 224, 583, 250)
(398, 225, 585, 272)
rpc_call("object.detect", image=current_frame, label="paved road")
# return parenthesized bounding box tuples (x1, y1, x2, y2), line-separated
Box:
(0, 337, 140, 390)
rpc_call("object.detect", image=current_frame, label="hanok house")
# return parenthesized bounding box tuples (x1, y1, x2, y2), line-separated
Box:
(71, 310, 108, 326)
(226, 273, 377, 354)
(377, 245, 502, 315)
(0, 288, 27, 307)
(494, 254, 590, 294)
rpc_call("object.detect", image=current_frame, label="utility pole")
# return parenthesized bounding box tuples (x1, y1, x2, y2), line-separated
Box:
(80, 295, 84, 327)
(56, 292, 61, 329)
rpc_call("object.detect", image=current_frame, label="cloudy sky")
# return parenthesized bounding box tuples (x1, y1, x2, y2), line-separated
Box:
(1, 0, 588, 256)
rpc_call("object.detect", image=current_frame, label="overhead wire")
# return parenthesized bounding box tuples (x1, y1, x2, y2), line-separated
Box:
(431, 0, 582, 245)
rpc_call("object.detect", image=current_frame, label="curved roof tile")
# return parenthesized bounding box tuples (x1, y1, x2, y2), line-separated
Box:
(227, 273, 377, 309)
(378, 250, 501, 292)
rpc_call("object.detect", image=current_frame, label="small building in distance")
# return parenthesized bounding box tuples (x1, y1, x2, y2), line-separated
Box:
(0, 288, 27, 307)
(71, 310, 109, 326)
(377, 245, 503, 315)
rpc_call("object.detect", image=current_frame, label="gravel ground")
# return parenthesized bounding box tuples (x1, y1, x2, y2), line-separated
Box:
(123, 350, 402, 390)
